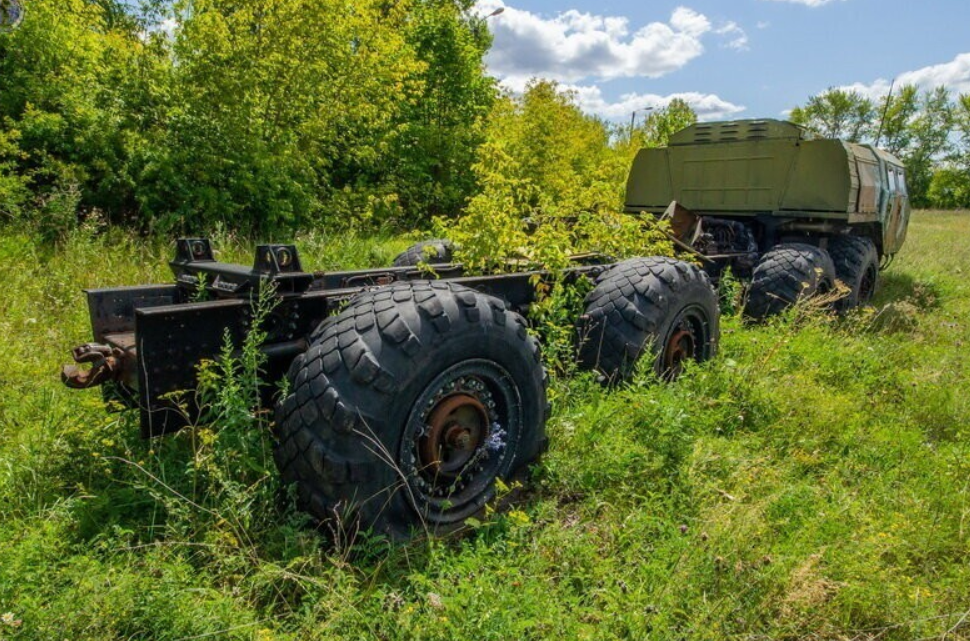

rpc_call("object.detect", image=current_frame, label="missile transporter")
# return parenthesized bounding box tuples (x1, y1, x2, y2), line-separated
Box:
(61, 118, 908, 538)
(626, 118, 910, 317)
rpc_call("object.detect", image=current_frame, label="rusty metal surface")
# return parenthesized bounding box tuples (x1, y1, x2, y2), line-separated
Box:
(420, 393, 489, 475)
(660, 201, 700, 244)
(62, 343, 126, 390)
(662, 327, 695, 379)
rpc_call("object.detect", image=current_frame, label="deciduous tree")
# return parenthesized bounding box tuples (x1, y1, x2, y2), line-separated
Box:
(790, 88, 875, 142)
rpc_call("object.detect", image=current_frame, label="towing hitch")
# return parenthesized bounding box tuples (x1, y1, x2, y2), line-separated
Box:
(62, 343, 126, 390)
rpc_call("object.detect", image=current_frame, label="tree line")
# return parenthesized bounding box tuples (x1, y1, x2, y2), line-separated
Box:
(790, 86, 970, 209)
(0, 0, 498, 236)
(0, 0, 691, 238)
(1, 1, 966, 241)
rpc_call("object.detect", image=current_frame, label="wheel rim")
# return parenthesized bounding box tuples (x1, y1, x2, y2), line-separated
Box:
(663, 327, 696, 378)
(858, 263, 877, 304)
(402, 360, 521, 524)
(420, 394, 489, 476)
(659, 305, 711, 379)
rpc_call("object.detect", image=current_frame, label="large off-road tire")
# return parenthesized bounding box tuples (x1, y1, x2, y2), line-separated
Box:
(743, 243, 836, 320)
(391, 239, 454, 267)
(273, 281, 547, 540)
(577, 257, 719, 383)
(828, 236, 879, 310)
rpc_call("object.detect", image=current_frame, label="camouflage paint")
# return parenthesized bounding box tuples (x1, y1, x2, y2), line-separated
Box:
(625, 119, 910, 254)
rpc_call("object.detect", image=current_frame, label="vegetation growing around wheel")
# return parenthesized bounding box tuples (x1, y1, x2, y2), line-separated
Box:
(60, 228, 716, 538)
(274, 281, 548, 539)
(577, 257, 719, 382)
(391, 239, 455, 267)
(743, 244, 837, 321)
(828, 235, 880, 310)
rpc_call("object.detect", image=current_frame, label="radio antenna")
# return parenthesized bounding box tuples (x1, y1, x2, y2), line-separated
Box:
(874, 78, 895, 148)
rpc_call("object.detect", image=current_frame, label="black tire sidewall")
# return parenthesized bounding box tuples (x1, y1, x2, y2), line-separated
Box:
(651, 293, 719, 377)
(391, 239, 454, 267)
(744, 243, 836, 320)
(354, 326, 544, 536)
(274, 282, 546, 540)
(829, 237, 879, 309)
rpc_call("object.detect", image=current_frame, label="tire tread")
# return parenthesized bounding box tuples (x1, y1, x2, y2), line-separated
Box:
(744, 243, 836, 320)
(274, 281, 545, 538)
(578, 257, 719, 381)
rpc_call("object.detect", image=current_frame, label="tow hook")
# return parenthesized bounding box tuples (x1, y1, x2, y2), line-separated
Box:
(62, 343, 125, 389)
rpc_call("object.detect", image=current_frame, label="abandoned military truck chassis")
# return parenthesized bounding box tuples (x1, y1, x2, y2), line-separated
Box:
(63, 239, 719, 539)
(624, 119, 911, 318)
(61, 118, 911, 538)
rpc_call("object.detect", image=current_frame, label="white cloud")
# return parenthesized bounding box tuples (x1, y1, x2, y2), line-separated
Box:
(476, 2, 719, 84)
(669, 6, 711, 37)
(760, 0, 847, 6)
(562, 85, 746, 122)
(716, 22, 748, 51)
(838, 52, 970, 100)
(475, 3, 747, 123)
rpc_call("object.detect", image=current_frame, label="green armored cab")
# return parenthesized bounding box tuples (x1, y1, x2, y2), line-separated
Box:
(625, 119, 910, 317)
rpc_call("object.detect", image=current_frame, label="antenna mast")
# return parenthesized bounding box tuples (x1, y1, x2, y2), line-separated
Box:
(874, 78, 896, 148)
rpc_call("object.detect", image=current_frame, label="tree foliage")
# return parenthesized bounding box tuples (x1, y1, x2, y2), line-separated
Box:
(0, 0, 498, 235)
(875, 85, 919, 155)
(929, 93, 970, 209)
(390, 0, 496, 221)
(902, 87, 954, 206)
(790, 88, 875, 142)
(640, 98, 698, 147)
(0, 0, 146, 228)
(436, 80, 673, 274)
(5, 0, 970, 242)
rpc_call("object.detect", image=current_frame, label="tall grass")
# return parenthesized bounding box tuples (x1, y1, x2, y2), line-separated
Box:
(0, 213, 968, 639)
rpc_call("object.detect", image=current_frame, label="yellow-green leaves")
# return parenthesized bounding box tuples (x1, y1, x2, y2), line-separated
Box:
(436, 80, 675, 275)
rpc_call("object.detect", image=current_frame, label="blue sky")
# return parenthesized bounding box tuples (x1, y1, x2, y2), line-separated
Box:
(475, 0, 970, 122)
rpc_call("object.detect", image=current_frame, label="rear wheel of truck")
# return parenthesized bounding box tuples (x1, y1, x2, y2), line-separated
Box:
(273, 281, 547, 541)
(391, 239, 454, 267)
(743, 243, 836, 320)
(577, 257, 719, 383)
(828, 236, 878, 310)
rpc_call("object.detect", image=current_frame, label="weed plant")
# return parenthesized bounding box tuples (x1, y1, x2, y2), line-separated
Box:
(0, 213, 969, 639)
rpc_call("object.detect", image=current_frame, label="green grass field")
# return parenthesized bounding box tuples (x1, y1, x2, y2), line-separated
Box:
(1, 213, 969, 640)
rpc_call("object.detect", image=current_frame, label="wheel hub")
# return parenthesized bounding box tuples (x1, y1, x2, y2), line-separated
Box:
(420, 393, 488, 476)
(402, 362, 519, 524)
(664, 325, 696, 376)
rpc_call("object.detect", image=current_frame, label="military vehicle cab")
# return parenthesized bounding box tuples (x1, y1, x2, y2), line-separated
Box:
(625, 119, 910, 317)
